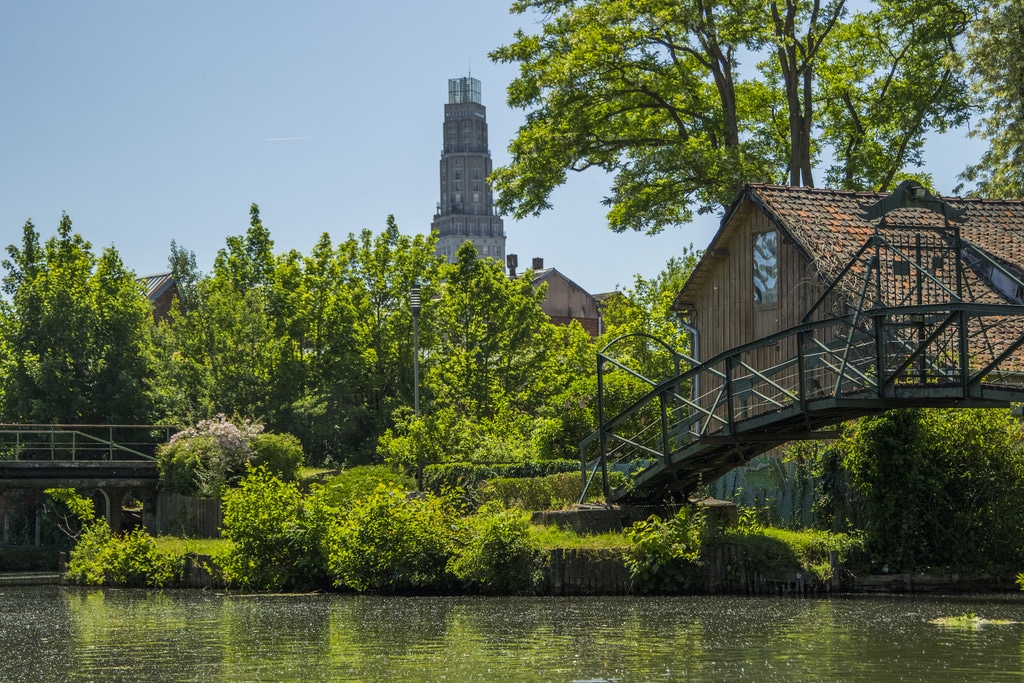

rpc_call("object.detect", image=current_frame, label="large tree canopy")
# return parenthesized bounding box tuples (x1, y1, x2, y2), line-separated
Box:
(490, 0, 974, 234)
(0, 216, 155, 423)
(958, 0, 1024, 198)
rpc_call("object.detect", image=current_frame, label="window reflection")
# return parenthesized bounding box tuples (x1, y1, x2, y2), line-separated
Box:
(754, 231, 778, 305)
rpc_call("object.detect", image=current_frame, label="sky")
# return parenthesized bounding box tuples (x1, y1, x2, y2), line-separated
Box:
(0, 2, 985, 295)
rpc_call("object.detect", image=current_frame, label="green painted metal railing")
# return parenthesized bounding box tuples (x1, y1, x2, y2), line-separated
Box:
(0, 424, 176, 462)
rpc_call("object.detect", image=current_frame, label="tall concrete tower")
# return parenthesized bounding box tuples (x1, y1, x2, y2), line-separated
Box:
(432, 76, 505, 263)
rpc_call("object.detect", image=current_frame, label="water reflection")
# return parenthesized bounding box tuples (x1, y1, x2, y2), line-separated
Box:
(1, 587, 1023, 681)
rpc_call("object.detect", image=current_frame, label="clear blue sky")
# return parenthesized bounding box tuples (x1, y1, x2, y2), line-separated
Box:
(0, 1, 983, 294)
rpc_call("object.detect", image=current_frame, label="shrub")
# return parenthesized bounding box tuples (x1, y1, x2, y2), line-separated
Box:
(158, 415, 264, 496)
(65, 520, 184, 587)
(842, 408, 1024, 571)
(449, 506, 540, 594)
(476, 472, 583, 510)
(422, 463, 494, 495)
(250, 432, 304, 482)
(422, 460, 582, 496)
(328, 485, 457, 592)
(322, 465, 417, 506)
(218, 466, 333, 591)
(625, 506, 708, 594)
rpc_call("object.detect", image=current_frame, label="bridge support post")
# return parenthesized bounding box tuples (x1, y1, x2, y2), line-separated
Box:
(98, 487, 129, 534)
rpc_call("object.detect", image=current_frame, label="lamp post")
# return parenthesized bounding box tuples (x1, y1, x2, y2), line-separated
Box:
(410, 282, 422, 489)
(410, 283, 421, 417)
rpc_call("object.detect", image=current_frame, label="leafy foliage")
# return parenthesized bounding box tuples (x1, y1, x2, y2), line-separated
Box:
(321, 465, 417, 506)
(723, 522, 864, 583)
(625, 506, 709, 593)
(958, 0, 1024, 197)
(218, 466, 333, 591)
(151, 210, 443, 466)
(156, 415, 267, 496)
(476, 472, 587, 511)
(840, 408, 1024, 572)
(490, 0, 973, 233)
(0, 216, 155, 423)
(250, 432, 304, 482)
(421, 460, 582, 496)
(448, 506, 540, 594)
(327, 485, 459, 593)
(66, 520, 184, 588)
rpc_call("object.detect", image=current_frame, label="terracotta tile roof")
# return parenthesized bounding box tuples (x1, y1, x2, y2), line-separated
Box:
(750, 184, 1024, 308)
(678, 184, 1024, 311)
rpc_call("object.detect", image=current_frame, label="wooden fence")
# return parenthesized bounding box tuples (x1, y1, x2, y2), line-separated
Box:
(154, 492, 222, 538)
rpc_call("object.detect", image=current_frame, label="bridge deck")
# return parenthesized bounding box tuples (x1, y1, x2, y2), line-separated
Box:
(0, 460, 159, 489)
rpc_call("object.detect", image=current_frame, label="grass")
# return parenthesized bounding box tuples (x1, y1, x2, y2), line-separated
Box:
(154, 536, 231, 556)
(529, 523, 630, 551)
(718, 524, 865, 581)
(299, 466, 337, 480)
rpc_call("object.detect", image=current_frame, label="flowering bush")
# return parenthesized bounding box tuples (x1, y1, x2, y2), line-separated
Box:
(158, 415, 266, 497)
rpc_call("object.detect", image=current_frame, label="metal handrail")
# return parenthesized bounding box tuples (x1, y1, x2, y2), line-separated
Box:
(0, 425, 174, 462)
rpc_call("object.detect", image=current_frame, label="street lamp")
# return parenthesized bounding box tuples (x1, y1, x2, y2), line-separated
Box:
(410, 282, 422, 489)
(410, 283, 421, 417)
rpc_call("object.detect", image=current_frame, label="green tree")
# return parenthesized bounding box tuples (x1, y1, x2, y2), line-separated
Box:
(841, 408, 1024, 572)
(152, 205, 291, 427)
(958, 0, 1024, 198)
(428, 243, 558, 419)
(153, 211, 442, 465)
(338, 218, 444, 460)
(0, 216, 155, 423)
(490, 0, 974, 234)
(816, 0, 972, 190)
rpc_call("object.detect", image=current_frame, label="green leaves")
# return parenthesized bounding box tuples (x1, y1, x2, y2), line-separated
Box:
(219, 466, 333, 591)
(840, 408, 1024, 572)
(327, 484, 458, 592)
(625, 507, 708, 593)
(0, 216, 155, 424)
(491, 0, 974, 232)
(958, 0, 1024, 198)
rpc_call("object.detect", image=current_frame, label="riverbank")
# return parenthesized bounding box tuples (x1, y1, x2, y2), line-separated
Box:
(96, 546, 1009, 596)
(5, 544, 1016, 595)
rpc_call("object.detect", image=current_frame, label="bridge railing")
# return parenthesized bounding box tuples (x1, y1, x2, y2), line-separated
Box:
(0, 424, 176, 462)
(584, 303, 1024, 501)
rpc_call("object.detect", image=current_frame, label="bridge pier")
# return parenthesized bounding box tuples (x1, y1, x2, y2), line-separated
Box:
(91, 486, 156, 534)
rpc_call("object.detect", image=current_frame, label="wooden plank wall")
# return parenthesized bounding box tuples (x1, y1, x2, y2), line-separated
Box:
(693, 207, 829, 363)
(154, 492, 222, 539)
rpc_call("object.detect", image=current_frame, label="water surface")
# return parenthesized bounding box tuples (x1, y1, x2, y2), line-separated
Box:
(3, 586, 1024, 681)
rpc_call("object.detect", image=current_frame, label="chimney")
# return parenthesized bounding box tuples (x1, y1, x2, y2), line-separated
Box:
(532, 257, 544, 270)
(506, 253, 518, 278)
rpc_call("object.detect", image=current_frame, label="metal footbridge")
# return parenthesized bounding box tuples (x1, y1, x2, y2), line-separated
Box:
(581, 188, 1024, 504)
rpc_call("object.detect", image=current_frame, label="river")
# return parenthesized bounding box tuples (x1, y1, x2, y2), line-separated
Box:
(3, 586, 1024, 681)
